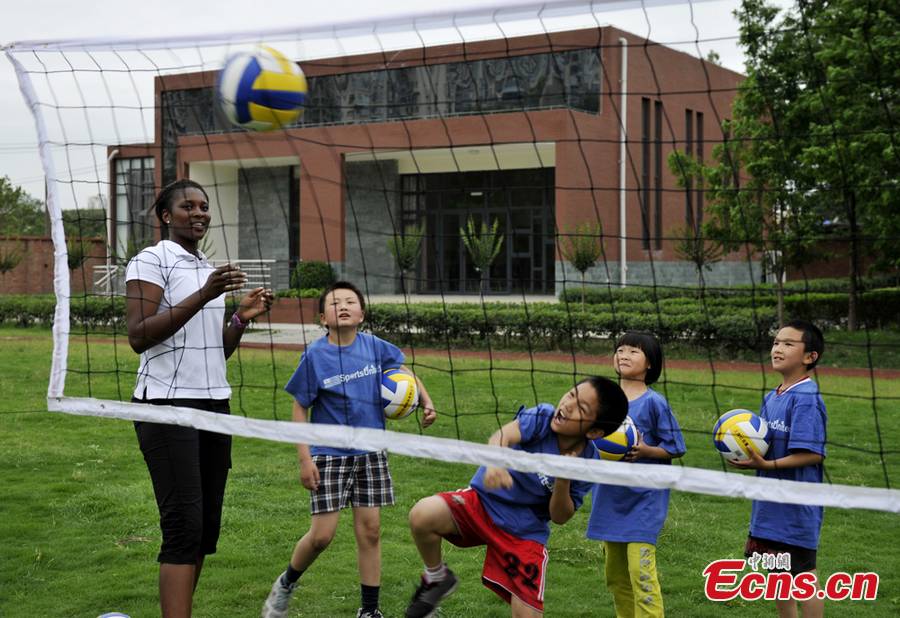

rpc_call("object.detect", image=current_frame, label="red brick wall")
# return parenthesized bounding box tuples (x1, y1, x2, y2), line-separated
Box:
(167, 26, 745, 267)
(0, 236, 106, 295)
(787, 241, 876, 281)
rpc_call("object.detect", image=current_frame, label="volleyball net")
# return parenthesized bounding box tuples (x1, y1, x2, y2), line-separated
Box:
(5, 0, 900, 514)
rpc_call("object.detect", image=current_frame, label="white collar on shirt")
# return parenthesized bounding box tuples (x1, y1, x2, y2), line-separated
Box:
(776, 376, 811, 396)
(160, 239, 208, 262)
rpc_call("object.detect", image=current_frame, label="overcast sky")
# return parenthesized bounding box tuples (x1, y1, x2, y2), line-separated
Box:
(1, 0, 752, 209)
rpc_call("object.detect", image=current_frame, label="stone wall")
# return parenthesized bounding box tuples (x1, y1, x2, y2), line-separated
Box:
(342, 160, 400, 294)
(556, 258, 763, 292)
(238, 166, 292, 289)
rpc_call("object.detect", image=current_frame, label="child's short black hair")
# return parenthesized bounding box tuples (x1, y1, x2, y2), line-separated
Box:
(614, 330, 663, 385)
(153, 179, 208, 222)
(784, 319, 825, 370)
(578, 376, 629, 435)
(319, 280, 366, 314)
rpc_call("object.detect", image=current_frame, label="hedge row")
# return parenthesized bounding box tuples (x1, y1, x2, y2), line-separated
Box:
(365, 303, 778, 351)
(558, 276, 899, 306)
(783, 289, 900, 328)
(0, 295, 127, 328)
(2, 289, 897, 349)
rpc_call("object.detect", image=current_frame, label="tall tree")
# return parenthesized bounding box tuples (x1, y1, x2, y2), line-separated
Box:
(677, 0, 899, 330)
(0, 176, 45, 236)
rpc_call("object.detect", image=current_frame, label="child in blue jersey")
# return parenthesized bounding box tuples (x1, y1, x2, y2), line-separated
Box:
(731, 319, 827, 618)
(405, 376, 628, 618)
(263, 281, 436, 618)
(587, 330, 685, 618)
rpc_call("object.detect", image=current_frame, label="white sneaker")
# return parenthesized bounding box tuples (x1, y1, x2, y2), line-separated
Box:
(261, 572, 297, 618)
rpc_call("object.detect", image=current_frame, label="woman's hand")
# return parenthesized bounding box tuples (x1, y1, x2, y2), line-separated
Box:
(201, 264, 247, 301)
(236, 287, 274, 322)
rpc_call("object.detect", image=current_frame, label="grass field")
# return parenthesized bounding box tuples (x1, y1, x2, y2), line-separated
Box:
(1, 326, 899, 617)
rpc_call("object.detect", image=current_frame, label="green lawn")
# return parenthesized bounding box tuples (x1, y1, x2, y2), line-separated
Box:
(1, 327, 898, 617)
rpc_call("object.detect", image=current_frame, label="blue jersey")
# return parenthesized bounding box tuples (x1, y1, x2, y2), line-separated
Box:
(750, 378, 827, 550)
(470, 404, 598, 545)
(586, 388, 686, 545)
(284, 332, 404, 456)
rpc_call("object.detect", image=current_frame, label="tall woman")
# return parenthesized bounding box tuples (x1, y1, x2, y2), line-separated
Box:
(126, 179, 272, 617)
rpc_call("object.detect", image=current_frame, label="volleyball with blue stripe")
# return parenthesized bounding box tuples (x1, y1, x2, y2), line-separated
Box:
(593, 415, 638, 461)
(382, 368, 419, 420)
(217, 46, 308, 131)
(712, 409, 771, 462)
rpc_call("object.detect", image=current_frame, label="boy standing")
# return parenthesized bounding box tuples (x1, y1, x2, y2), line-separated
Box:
(263, 281, 436, 618)
(731, 319, 827, 618)
(405, 377, 628, 618)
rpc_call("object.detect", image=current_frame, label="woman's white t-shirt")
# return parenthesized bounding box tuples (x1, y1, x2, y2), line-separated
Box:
(125, 240, 230, 400)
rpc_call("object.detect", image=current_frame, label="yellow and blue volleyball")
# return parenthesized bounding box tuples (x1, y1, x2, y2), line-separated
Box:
(594, 415, 638, 461)
(712, 409, 771, 462)
(217, 46, 308, 131)
(381, 368, 419, 420)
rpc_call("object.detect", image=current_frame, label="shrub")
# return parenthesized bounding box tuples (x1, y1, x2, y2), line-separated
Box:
(783, 293, 847, 325)
(276, 288, 323, 299)
(290, 261, 335, 290)
(861, 288, 900, 327)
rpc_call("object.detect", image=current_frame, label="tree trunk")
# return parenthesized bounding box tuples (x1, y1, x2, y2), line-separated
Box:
(848, 258, 858, 331)
(398, 268, 410, 298)
(580, 272, 586, 312)
(400, 269, 415, 298)
(847, 192, 859, 331)
(696, 261, 706, 300)
(775, 266, 785, 328)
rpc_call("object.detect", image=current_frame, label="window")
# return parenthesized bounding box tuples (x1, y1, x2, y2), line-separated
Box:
(114, 157, 155, 259)
(641, 98, 651, 249)
(642, 98, 664, 250)
(685, 109, 705, 230)
(405, 169, 555, 294)
(654, 101, 663, 249)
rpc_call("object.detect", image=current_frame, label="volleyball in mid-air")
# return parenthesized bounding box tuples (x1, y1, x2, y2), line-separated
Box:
(713, 409, 771, 462)
(381, 368, 419, 420)
(594, 415, 639, 461)
(217, 46, 308, 131)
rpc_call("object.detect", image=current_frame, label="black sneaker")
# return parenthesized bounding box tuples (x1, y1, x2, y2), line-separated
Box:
(405, 570, 459, 618)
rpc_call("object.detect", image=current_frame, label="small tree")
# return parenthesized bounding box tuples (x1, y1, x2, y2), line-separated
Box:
(460, 216, 504, 294)
(387, 222, 425, 296)
(559, 222, 603, 310)
(0, 241, 23, 283)
(67, 238, 89, 271)
(670, 224, 724, 297)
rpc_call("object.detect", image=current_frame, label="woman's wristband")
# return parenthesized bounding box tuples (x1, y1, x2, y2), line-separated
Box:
(230, 312, 249, 330)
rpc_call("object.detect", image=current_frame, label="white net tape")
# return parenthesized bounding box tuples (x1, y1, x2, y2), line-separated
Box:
(49, 397, 900, 513)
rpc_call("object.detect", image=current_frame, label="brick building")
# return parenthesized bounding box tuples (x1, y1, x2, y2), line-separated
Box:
(108, 26, 752, 296)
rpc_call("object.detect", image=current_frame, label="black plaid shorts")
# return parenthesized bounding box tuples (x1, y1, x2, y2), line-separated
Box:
(745, 535, 817, 575)
(309, 450, 394, 514)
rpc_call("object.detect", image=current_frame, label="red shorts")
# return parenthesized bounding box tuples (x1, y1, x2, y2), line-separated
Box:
(439, 488, 548, 612)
